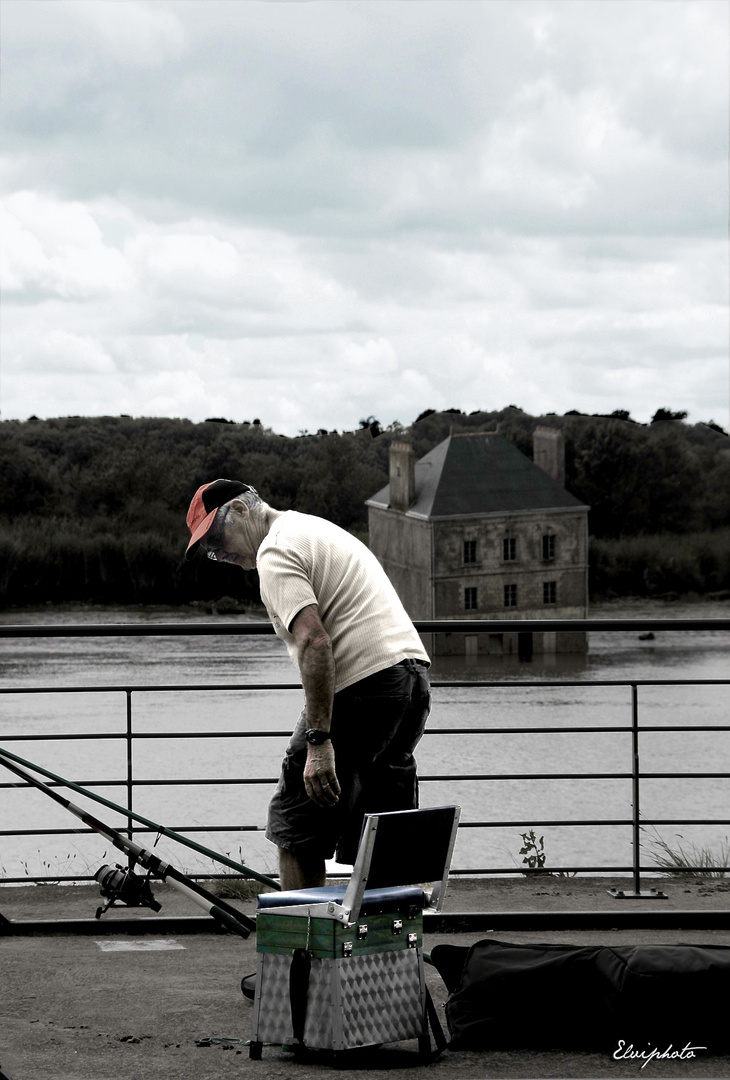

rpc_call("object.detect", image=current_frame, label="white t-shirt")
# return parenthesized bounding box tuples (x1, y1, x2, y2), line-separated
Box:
(257, 511, 429, 692)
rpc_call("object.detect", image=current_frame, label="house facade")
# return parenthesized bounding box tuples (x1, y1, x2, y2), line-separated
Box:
(366, 428, 589, 657)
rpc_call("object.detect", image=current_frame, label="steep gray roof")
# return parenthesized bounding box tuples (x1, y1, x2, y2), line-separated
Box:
(366, 433, 587, 518)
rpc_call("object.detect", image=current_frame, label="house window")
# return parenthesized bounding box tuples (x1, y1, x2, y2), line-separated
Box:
(463, 539, 477, 564)
(464, 587, 477, 611)
(543, 581, 557, 604)
(542, 534, 555, 560)
(504, 584, 517, 608)
(503, 537, 516, 561)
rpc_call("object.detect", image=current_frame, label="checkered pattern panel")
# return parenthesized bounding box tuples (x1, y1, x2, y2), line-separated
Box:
(253, 948, 424, 1050)
(254, 953, 294, 1044)
(339, 949, 425, 1046)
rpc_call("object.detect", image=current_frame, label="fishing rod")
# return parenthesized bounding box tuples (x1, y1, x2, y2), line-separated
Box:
(0, 748, 258, 938)
(0, 744, 279, 891)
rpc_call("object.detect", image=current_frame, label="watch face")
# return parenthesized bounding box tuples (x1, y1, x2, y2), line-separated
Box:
(305, 728, 329, 745)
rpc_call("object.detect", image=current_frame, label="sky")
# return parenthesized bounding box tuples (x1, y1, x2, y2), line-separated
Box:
(1, 0, 728, 436)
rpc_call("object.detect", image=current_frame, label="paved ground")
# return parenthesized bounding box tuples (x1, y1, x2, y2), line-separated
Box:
(2, 876, 730, 1080)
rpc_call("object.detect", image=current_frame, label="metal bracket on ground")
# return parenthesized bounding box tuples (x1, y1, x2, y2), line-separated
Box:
(607, 887, 668, 899)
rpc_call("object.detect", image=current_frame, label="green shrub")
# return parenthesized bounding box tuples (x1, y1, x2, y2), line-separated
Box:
(590, 529, 730, 599)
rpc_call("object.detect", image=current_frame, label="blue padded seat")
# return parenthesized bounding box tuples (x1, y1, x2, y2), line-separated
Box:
(258, 884, 426, 916)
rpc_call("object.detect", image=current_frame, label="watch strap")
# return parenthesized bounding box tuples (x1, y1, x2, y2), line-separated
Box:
(304, 728, 331, 745)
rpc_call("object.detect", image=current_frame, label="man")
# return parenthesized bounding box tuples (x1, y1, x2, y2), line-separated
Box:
(185, 478, 431, 890)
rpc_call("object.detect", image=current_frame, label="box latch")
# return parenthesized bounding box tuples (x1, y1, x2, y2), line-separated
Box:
(392, 919, 403, 935)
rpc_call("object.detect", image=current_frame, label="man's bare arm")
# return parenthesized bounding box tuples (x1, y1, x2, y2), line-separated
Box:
(290, 604, 340, 806)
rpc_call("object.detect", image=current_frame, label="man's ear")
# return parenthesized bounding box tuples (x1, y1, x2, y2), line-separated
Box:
(228, 498, 248, 519)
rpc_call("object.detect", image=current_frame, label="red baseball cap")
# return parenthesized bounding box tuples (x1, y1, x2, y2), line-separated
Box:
(185, 479, 253, 560)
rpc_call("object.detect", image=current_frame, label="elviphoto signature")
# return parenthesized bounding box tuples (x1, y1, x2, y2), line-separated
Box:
(613, 1040, 707, 1068)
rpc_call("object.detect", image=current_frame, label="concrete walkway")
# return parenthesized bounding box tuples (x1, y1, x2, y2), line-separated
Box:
(2, 876, 730, 1080)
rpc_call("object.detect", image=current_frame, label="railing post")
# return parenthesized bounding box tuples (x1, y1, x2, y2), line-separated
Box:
(125, 690, 134, 862)
(631, 682, 641, 894)
(608, 683, 667, 900)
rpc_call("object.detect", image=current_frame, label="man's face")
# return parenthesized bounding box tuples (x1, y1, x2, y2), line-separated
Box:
(203, 502, 256, 569)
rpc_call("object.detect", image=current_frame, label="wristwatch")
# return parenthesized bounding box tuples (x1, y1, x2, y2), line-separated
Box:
(304, 728, 331, 746)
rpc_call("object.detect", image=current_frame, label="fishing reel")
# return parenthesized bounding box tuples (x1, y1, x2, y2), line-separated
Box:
(95, 862, 162, 919)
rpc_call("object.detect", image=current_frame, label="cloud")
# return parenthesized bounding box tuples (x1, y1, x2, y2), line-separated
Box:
(3, 0, 188, 67)
(1, 191, 135, 299)
(34, 330, 116, 374)
(127, 232, 241, 287)
(0, 1, 727, 432)
(2, 1, 724, 238)
(2, 193, 726, 431)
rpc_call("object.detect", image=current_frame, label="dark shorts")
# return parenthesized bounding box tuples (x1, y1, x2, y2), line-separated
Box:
(265, 659, 431, 865)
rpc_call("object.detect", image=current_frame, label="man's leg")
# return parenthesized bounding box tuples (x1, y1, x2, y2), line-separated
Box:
(278, 846, 326, 890)
(334, 661, 431, 865)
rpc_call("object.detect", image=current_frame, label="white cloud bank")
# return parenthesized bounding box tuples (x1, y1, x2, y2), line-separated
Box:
(1, 0, 727, 433)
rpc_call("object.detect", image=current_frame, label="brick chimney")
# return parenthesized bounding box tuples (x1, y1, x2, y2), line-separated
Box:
(389, 442, 416, 511)
(533, 426, 565, 487)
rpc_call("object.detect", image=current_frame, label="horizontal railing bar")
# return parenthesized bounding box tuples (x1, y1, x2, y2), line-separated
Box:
(5, 770, 729, 792)
(3, 733, 141, 742)
(47, 772, 636, 784)
(3, 724, 730, 744)
(423, 773, 632, 781)
(1, 618, 728, 638)
(0, 868, 643, 885)
(448, 865, 730, 876)
(0, 684, 302, 695)
(0, 826, 266, 837)
(7, 817, 730, 840)
(0, 731, 294, 742)
(425, 772, 730, 781)
(0, 778, 278, 789)
(625, 726, 730, 733)
(418, 620, 730, 633)
(0, 780, 129, 790)
(434, 771, 730, 781)
(459, 818, 730, 827)
(433, 680, 730, 687)
(11, 863, 729, 886)
(641, 773, 730, 779)
(426, 725, 730, 734)
(1, 679, 728, 695)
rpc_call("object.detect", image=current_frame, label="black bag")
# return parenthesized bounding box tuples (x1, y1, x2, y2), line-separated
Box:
(430, 939, 730, 1053)
(596, 944, 730, 1052)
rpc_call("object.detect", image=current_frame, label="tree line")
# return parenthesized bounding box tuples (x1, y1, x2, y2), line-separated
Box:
(0, 407, 728, 607)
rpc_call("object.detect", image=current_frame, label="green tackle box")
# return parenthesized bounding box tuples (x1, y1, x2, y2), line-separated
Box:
(248, 807, 460, 1059)
(250, 903, 428, 1054)
(256, 907, 423, 959)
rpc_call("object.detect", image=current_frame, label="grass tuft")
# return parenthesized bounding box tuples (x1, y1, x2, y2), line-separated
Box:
(643, 828, 730, 879)
(204, 876, 274, 901)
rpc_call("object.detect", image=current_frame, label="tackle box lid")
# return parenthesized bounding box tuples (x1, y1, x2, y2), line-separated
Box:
(257, 884, 426, 915)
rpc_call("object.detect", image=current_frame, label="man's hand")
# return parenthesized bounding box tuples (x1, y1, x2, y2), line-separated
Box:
(303, 742, 341, 807)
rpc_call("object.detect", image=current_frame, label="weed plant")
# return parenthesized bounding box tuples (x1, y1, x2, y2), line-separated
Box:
(518, 829, 547, 871)
(643, 827, 730, 878)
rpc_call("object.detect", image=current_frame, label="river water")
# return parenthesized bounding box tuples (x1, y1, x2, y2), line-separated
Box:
(0, 598, 728, 884)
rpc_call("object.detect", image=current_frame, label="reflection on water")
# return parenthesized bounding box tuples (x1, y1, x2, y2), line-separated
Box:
(1, 598, 728, 882)
(431, 650, 591, 682)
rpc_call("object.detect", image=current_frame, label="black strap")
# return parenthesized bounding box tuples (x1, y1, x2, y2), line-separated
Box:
(421, 984, 449, 1061)
(289, 948, 312, 1045)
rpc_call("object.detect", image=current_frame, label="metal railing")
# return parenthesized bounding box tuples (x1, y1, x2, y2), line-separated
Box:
(1, 618, 729, 892)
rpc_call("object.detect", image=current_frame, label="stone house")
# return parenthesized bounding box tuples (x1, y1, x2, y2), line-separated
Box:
(365, 428, 589, 657)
